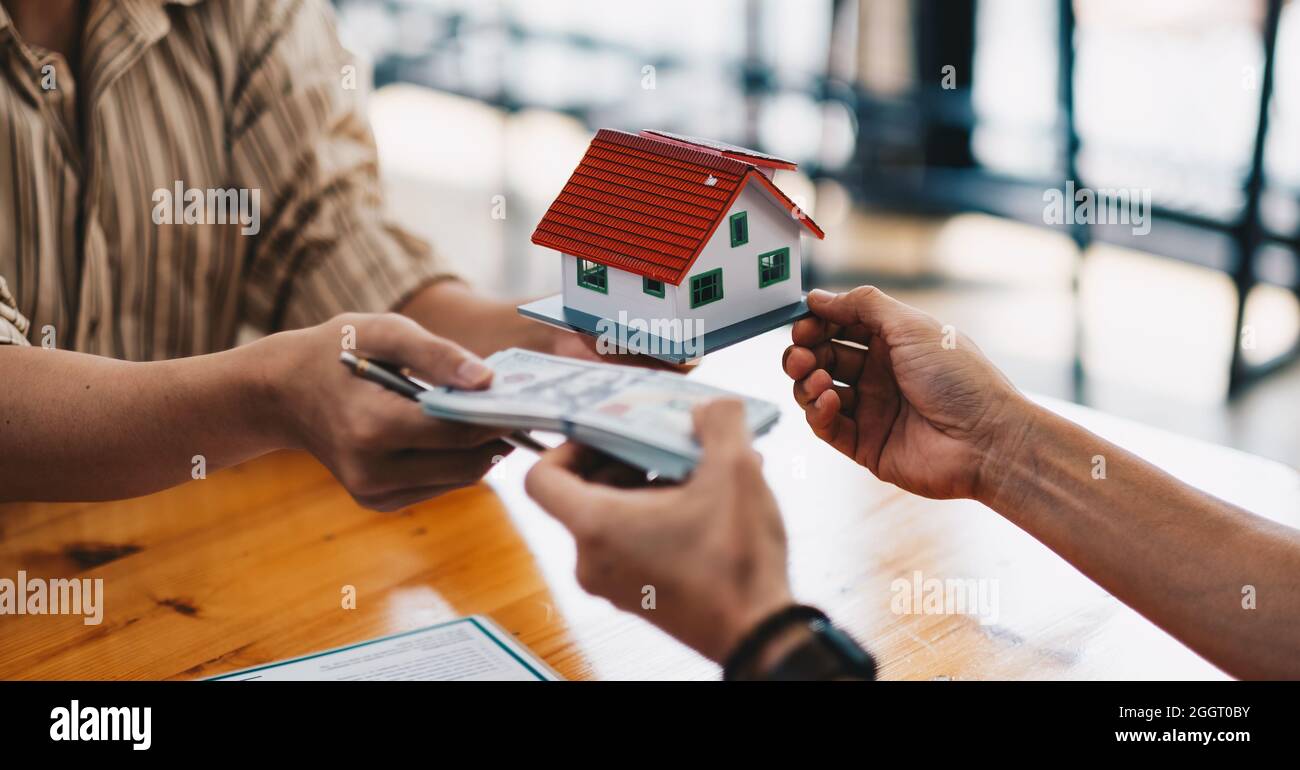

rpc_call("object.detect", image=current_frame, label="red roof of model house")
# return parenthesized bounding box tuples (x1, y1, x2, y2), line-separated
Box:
(530, 129, 824, 285)
(639, 129, 801, 172)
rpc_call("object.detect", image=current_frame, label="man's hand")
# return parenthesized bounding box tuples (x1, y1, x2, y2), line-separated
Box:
(524, 400, 792, 663)
(784, 287, 1033, 501)
(784, 290, 1300, 680)
(263, 312, 512, 511)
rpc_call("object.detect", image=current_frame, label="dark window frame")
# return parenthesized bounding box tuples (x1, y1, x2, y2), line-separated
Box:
(689, 268, 724, 308)
(576, 258, 608, 293)
(757, 246, 790, 288)
(729, 211, 749, 247)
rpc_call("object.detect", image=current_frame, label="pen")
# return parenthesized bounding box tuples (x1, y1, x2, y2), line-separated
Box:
(338, 351, 548, 454)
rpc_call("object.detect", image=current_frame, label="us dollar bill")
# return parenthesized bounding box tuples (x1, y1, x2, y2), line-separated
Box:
(417, 348, 779, 478)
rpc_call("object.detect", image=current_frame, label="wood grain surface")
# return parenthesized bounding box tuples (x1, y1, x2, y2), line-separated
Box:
(2, 329, 1296, 680)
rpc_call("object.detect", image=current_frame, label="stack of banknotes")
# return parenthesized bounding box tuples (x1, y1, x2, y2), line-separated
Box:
(417, 348, 780, 480)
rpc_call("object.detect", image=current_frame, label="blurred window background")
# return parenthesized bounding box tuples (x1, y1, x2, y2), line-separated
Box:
(333, 0, 1299, 466)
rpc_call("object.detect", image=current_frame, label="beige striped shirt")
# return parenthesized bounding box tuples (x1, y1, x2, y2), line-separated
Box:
(0, 0, 452, 358)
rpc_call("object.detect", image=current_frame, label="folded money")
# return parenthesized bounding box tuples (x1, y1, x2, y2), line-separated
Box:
(416, 348, 780, 480)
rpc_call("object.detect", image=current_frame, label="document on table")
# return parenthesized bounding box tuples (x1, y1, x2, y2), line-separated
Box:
(207, 617, 559, 681)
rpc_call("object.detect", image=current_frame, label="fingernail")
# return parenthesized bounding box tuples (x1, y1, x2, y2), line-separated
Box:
(808, 288, 834, 302)
(456, 358, 493, 387)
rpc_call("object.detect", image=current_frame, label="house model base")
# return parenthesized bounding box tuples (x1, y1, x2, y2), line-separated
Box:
(518, 293, 809, 364)
(521, 128, 825, 364)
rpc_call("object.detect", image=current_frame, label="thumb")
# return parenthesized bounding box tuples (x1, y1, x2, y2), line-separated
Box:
(691, 399, 754, 470)
(360, 314, 494, 389)
(807, 286, 916, 340)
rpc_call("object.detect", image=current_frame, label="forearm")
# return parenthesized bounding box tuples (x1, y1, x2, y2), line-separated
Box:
(980, 404, 1300, 678)
(399, 280, 549, 358)
(0, 342, 284, 502)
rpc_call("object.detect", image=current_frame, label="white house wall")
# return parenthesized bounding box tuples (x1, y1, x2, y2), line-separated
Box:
(561, 254, 682, 335)
(557, 180, 804, 342)
(667, 182, 804, 336)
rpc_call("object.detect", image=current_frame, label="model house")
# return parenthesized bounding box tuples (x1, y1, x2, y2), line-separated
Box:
(519, 129, 824, 362)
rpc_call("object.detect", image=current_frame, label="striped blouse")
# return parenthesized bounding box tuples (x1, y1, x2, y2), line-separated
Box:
(0, 0, 452, 358)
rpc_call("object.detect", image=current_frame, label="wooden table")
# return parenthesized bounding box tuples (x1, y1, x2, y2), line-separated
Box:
(2, 328, 1297, 680)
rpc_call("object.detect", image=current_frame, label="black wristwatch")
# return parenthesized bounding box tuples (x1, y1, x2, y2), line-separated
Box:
(723, 604, 877, 681)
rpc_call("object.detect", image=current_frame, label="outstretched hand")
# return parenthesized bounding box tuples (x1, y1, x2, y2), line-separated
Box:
(783, 287, 1031, 501)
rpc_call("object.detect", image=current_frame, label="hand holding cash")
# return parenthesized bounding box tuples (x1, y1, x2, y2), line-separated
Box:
(417, 348, 780, 479)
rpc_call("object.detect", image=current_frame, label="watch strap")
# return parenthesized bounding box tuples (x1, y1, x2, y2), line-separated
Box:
(723, 604, 876, 681)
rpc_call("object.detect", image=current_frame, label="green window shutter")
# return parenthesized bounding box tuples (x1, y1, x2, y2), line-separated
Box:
(576, 259, 608, 293)
(729, 211, 748, 247)
(757, 247, 790, 288)
(642, 277, 665, 297)
(689, 268, 724, 308)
